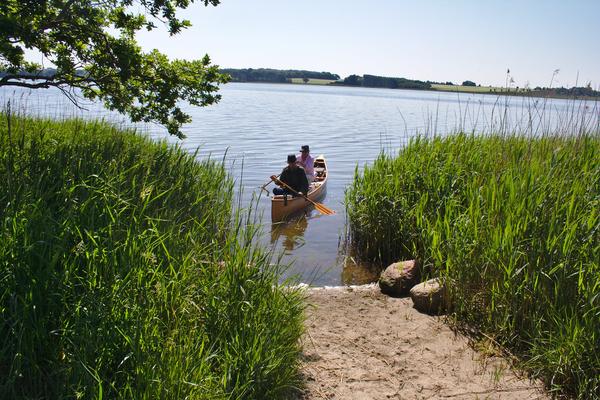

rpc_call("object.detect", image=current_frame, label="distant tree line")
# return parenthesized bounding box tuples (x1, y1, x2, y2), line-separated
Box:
(4, 67, 599, 98)
(221, 68, 340, 83)
(338, 74, 431, 90)
(553, 86, 600, 97)
(0, 68, 74, 78)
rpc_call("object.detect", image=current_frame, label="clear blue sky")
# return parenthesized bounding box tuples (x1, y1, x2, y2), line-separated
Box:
(46, 1, 600, 89)
(134, 0, 600, 88)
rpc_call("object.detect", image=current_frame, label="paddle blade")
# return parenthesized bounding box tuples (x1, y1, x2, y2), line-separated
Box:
(314, 202, 336, 215)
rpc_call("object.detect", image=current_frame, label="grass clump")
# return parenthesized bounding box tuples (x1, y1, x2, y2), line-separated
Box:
(0, 113, 305, 399)
(346, 133, 599, 398)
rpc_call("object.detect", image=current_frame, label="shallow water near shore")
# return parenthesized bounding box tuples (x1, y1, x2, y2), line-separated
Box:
(2, 83, 597, 285)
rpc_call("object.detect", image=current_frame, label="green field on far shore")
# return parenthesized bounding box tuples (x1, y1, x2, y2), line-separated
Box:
(288, 79, 537, 95)
(284, 79, 596, 100)
(431, 83, 530, 93)
(290, 77, 337, 85)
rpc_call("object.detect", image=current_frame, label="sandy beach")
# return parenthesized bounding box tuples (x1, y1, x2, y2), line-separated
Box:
(295, 284, 549, 400)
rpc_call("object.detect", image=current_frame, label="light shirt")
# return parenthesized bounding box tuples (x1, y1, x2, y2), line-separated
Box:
(297, 153, 314, 177)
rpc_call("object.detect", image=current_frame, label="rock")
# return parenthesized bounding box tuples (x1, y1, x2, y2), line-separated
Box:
(410, 278, 447, 315)
(379, 259, 421, 297)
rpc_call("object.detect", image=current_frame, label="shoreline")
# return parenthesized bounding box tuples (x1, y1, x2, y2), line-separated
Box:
(228, 80, 600, 102)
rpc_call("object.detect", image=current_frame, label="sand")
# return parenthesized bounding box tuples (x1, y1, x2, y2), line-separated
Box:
(295, 284, 549, 400)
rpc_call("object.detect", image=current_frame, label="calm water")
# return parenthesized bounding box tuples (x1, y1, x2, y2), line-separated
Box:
(2, 83, 598, 285)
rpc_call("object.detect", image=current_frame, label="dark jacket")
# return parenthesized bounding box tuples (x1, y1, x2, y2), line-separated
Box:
(279, 165, 309, 195)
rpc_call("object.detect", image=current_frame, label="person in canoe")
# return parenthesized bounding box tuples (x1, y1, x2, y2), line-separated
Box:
(296, 145, 315, 182)
(272, 154, 309, 196)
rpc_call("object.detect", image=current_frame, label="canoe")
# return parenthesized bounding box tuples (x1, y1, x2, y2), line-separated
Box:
(271, 155, 328, 221)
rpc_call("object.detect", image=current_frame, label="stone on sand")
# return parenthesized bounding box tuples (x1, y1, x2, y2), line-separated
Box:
(379, 259, 420, 296)
(410, 277, 447, 314)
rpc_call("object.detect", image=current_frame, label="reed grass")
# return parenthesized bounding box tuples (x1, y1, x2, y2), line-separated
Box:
(0, 112, 305, 399)
(346, 133, 599, 398)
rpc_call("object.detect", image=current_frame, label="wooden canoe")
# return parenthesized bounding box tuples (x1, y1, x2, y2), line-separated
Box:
(271, 155, 328, 221)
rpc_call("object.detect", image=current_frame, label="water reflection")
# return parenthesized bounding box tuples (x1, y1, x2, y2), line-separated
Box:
(271, 208, 381, 286)
(270, 212, 311, 253)
(339, 255, 381, 285)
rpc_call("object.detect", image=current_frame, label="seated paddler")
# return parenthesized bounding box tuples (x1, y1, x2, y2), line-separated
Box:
(272, 154, 309, 196)
(296, 145, 315, 182)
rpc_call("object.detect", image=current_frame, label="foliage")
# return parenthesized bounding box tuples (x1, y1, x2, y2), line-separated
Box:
(555, 86, 600, 97)
(362, 74, 431, 90)
(221, 68, 340, 83)
(0, 0, 230, 138)
(461, 80, 476, 86)
(0, 113, 305, 399)
(340, 74, 431, 90)
(342, 74, 363, 86)
(346, 134, 600, 398)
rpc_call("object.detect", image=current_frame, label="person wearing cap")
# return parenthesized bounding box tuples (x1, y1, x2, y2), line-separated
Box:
(272, 154, 309, 196)
(296, 145, 315, 182)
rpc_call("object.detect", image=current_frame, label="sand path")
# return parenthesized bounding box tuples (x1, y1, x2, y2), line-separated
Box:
(295, 284, 549, 400)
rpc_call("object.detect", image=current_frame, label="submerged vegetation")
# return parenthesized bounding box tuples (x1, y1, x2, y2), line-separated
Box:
(0, 113, 304, 399)
(346, 133, 599, 398)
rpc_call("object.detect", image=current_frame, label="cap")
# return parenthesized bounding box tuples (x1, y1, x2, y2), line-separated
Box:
(300, 145, 310, 152)
(287, 154, 297, 163)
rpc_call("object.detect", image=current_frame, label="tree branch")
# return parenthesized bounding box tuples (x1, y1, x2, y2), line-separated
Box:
(56, 85, 88, 110)
(0, 74, 96, 89)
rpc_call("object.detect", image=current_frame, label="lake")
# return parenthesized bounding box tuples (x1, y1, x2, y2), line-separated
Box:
(2, 83, 598, 285)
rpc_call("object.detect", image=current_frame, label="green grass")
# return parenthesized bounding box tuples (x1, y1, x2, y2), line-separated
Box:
(289, 78, 337, 85)
(345, 133, 600, 398)
(0, 112, 305, 399)
(431, 84, 530, 93)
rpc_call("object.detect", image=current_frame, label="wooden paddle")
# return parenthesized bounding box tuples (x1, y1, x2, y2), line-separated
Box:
(270, 175, 336, 216)
(259, 175, 278, 195)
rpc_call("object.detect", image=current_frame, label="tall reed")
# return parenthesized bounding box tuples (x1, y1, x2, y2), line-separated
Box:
(346, 133, 599, 398)
(0, 112, 305, 399)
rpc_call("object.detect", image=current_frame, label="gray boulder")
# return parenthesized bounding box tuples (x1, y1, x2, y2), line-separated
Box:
(379, 259, 420, 297)
(410, 278, 447, 315)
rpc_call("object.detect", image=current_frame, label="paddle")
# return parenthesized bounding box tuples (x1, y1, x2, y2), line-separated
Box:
(259, 174, 279, 195)
(270, 175, 336, 216)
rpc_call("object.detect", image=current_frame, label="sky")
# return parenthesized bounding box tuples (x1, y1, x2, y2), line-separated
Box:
(27, 0, 600, 89)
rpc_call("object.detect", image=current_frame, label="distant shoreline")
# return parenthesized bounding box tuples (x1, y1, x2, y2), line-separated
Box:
(4, 67, 597, 101)
(228, 80, 600, 102)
